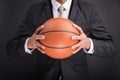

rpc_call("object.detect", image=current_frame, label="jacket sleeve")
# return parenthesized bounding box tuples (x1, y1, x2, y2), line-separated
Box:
(6, 7, 35, 56)
(90, 5, 115, 57)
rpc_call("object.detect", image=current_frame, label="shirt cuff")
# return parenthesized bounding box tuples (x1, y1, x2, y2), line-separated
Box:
(83, 38, 94, 54)
(24, 38, 34, 54)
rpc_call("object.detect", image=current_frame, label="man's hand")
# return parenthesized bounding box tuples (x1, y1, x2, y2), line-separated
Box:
(71, 24, 91, 54)
(27, 25, 46, 53)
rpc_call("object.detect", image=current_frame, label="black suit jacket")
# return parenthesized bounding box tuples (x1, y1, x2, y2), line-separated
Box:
(6, 0, 115, 80)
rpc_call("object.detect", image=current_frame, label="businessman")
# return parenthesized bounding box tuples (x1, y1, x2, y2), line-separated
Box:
(6, 0, 115, 80)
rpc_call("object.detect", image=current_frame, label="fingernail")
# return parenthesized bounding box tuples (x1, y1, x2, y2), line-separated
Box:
(40, 35, 45, 39)
(42, 46, 46, 49)
(72, 36, 75, 40)
(42, 36, 45, 39)
(71, 46, 75, 49)
(41, 51, 45, 54)
(72, 52, 75, 54)
(73, 24, 76, 26)
(41, 25, 44, 28)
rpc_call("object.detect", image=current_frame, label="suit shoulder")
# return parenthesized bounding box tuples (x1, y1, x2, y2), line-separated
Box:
(28, 0, 49, 11)
(78, 1, 95, 9)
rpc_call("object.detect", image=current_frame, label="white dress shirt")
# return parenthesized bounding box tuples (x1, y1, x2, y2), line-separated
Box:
(51, 0, 72, 18)
(24, 0, 94, 54)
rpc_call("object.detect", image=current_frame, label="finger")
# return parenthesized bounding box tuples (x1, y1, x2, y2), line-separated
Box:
(72, 35, 82, 40)
(72, 47, 82, 54)
(34, 25, 44, 35)
(73, 24, 84, 34)
(35, 35, 45, 40)
(71, 42, 81, 49)
(36, 40, 46, 49)
(37, 47, 45, 54)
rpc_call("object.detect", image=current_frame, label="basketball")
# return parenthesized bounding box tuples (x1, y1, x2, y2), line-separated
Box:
(39, 18, 80, 59)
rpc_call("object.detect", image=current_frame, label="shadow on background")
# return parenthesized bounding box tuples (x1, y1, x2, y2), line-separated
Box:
(0, 0, 120, 80)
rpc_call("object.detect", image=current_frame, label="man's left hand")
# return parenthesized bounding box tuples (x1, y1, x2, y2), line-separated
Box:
(71, 24, 91, 54)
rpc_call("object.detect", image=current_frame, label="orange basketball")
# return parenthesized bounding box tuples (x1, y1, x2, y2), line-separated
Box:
(39, 18, 80, 59)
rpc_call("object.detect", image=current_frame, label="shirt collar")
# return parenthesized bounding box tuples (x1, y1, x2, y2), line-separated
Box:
(51, 0, 72, 11)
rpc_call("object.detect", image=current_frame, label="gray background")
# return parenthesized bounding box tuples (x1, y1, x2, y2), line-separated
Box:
(0, 0, 120, 80)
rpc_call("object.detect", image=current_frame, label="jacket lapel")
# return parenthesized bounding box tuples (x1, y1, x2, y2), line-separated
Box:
(44, 0, 81, 23)
(69, 0, 79, 21)
(44, 0, 53, 19)
(44, 0, 79, 20)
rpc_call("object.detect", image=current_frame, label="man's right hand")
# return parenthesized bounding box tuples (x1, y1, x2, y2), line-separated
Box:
(27, 25, 46, 53)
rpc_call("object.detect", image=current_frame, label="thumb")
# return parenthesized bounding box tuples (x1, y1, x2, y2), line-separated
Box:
(73, 24, 84, 34)
(34, 25, 44, 35)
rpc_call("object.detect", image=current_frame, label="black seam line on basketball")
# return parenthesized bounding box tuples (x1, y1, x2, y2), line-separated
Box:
(39, 30, 79, 49)
(40, 30, 79, 35)
(39, 41, 78, 49)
